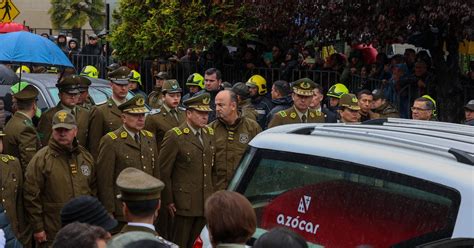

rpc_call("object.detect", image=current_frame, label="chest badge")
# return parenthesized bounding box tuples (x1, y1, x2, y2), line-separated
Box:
(239, 133, 249, 144)
(80, 164, 91, 176)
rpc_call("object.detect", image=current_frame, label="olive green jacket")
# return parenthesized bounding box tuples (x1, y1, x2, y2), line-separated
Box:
(96, 126, 159, 221)
(37, 103, 90, 147)
(210, 117, 261, 190)
(144, 106, 185, 154)
(4, 112, 41, 171)
(372, 102, 400, 119)
(23, 138, 96, 244)
(87, 99, 123, 158)
(240, 99, 258, 122)
(0, 154, 26, 243)
(158, 123, 216, 217)
(268, 106, 325, 128)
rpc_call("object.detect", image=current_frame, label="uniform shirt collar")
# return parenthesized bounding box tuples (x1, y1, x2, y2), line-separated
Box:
(162, 103, 177, 113)
(123, 125, 139, 138)
(17, 111, 32, 120)
(127, 222, 155, 231)
(294, 107, 308, 120)
(60, 103, 76, 113)
(186, 122, 200, 135)
(112, 96, 127, 106)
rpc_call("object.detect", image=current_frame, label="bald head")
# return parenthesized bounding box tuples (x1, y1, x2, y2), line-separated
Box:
(216, 90, 239, 125)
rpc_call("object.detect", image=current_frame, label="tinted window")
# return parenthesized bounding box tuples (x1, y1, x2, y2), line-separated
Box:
(235, 149, 460, 247)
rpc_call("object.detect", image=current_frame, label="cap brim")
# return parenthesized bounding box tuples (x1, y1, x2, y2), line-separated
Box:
(293, 88, 314, 96)
(53, 123, 77, 130)
(465, 106, 474, 111)
(163, 89, 182, 94)
(341, 105, 361, 111)
(61, 88, 81, 94)
(110, 79, 130, 85)
(186, 105, 212, 112)
(123, 107, 150, 114)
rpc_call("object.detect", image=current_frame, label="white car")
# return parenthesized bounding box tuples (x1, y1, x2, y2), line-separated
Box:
(194, 119, 474, 248)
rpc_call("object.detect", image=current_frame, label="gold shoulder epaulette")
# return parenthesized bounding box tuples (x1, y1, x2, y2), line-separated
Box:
(107, 132, 118, 140)
(278, 111, 287, 117)
(141, 130, 154, 137)
(172, 127, 183, 136)
(207, 127, 214, 135)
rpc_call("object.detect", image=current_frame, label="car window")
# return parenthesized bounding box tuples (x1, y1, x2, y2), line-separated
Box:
(89, 87, 109, 104)
(0, 85, 48, 114)
(234, 148, 461, 248)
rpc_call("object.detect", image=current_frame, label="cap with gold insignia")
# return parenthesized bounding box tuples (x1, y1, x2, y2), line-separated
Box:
(338, 93, 361, 111)
(182, 92, 212, 112)
(56, 75, 89, 94)
(292, 78, 316, 96)
(116, 167, 165, 201)
(118, 95, 149, 114)
(52, 110, 77, 129)
(162, 79, 182, 94)
(13, 84, 39, 101)
(108, 66, 132, 85)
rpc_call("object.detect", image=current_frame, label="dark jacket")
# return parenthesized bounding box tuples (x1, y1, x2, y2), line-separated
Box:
(0, 205, 22, 248)
(266, 95, 293, 127)
(322, 107, 337, 123)
(251, 95, 273, 129)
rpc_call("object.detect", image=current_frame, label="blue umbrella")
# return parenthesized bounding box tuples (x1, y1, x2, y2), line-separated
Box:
(0, 31, 73, 67)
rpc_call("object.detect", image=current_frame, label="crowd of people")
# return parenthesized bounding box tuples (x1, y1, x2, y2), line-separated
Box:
(0, 46, 472, 247)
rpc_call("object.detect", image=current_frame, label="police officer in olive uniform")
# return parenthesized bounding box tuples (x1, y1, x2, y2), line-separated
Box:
(0, 129, 28, 246)
(88, 66, 131, 158)
(268, 78, 325, 128)
(24, 110, 96, 247)
(78, 74, 93, 110)
(145, 79, 185, 153)
(113, 167, 178, 247)
(37, 75, 90, 147)
(210, 90, 261, 190)
(232, 82, 258, 122)
(4, 85, 41, 171)
(96, 95, 159, 225)
(158, 92, 216, 248)
(148, 72, 169, 109)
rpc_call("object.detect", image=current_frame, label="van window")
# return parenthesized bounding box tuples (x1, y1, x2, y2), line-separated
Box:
(236, 148, 460, 247)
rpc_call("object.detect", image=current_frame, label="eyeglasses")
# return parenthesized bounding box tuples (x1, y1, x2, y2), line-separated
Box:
(411, 107, 431, 111)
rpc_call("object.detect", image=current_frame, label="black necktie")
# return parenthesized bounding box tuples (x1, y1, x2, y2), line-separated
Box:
(302, 115, 307, 123)
(134, 133, 140, 144)
(196, 131, 203, 145)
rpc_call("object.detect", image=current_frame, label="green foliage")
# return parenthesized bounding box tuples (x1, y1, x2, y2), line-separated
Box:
(49, 0, 105, 33)
(110, 0, 257, 61)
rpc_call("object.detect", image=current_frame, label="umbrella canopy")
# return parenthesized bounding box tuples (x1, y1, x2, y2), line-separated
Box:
(0, 64, 19, 84)
(0, 31, 73, 67)
(0, 22, 28, 33)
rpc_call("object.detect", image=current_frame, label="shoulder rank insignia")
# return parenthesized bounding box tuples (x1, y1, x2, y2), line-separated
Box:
(143, 130, 154, 137)
(1, 156, 8, 163)
(290, 112, 297, 119)
(316, 111, 321, 117)
(182, 128, 190, 134)
(310, 112, 315, 118)
(208, 127, 214, 135)
(278, 111, 287, 117)
(149, 109, 161, 115)
(107, 132, 118, 140)
(120, 131, 128, 138)
(173, 127, 183, 135)
(7, 155, 15, 161)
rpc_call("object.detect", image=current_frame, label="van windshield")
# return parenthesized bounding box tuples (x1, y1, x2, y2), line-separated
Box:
(232, 148, 461, 247)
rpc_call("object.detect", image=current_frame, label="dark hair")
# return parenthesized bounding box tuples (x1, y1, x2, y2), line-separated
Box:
(313, 83, 323, 95)
(205, 68, 222, 80)
(205, 190, 256, 245)
(272, 80, 290, 96)
(253, 227, 308, 248)
(52, 222, 108, 248)
(391, 54, 405, 64)
(415, 97, 434, 110)
(356, 89, 372, 99)
(16, 99, 35, 111)
(124, 199, 159, 218)
(404, 48, 416, 55)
